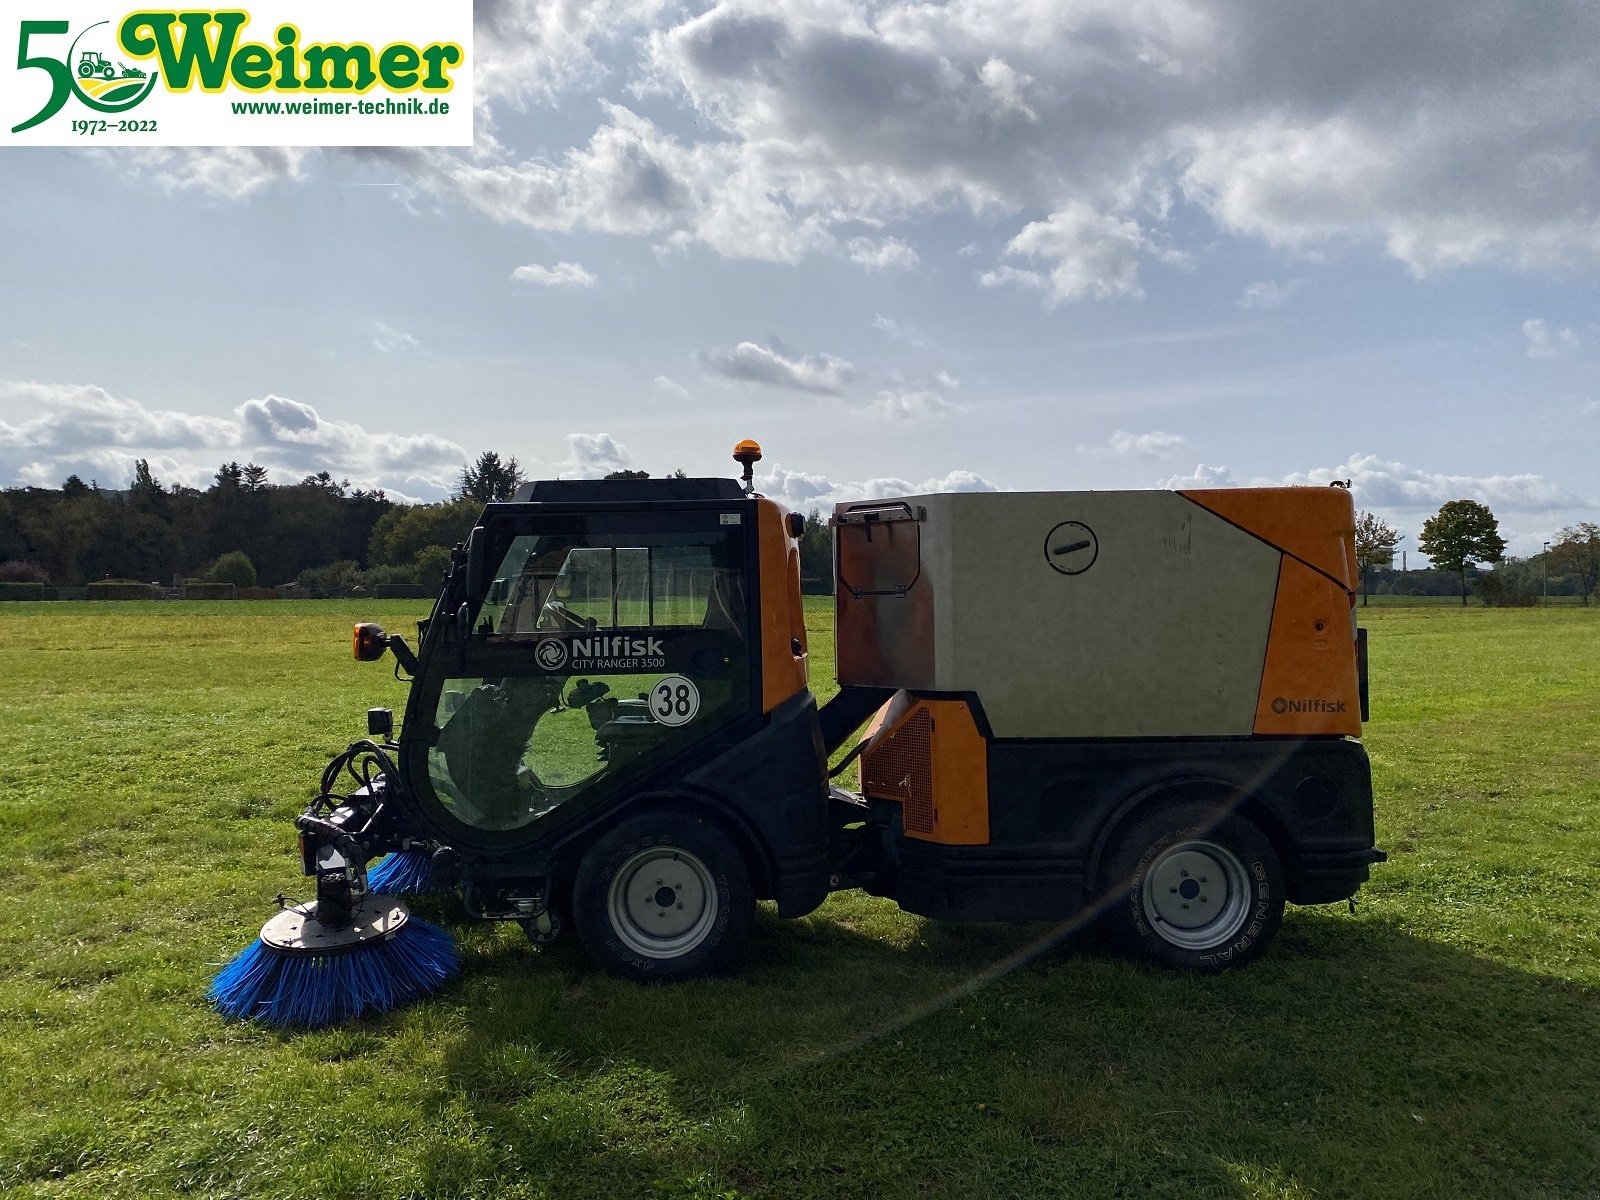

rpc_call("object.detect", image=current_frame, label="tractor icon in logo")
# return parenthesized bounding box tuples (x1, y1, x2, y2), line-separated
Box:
(77, 51, 146, 82)
(534, 638, 568, 671)
(67, 22, 159, 111)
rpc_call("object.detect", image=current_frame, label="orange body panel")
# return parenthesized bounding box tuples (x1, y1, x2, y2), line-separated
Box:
(861, 698, 990, 845)
(1183, 487, 1358, 589)
(1253, 557, 1362, 736)
(755, 499, 809, 713)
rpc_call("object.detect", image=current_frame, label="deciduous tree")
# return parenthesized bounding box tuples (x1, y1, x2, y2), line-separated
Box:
(368, 498, 480, 570)
(206, 550, 258, 589)
(1354, 511, 1403, 607)
(1549, 522, 1600, 605)
(1419, 500, 1506, 606)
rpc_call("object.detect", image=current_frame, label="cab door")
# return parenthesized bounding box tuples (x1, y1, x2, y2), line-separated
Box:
(399, 503, 759, 855)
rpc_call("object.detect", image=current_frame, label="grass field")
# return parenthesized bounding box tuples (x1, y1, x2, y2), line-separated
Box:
(1, 599, 1598, 1199)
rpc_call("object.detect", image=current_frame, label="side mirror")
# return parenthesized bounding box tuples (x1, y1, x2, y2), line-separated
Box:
(353, 622, 389, 662)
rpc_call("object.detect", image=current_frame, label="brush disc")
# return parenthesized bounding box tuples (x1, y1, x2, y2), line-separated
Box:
(209, 900, 459, 1026)
(259, 896, 409, 955)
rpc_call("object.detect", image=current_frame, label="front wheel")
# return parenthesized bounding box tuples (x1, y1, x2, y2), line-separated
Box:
(571, 809, 754, 981)
(1100, 803, 1284, 970)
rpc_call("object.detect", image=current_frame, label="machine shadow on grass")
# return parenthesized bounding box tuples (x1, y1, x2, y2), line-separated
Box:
(420, 903, 1600, 1200)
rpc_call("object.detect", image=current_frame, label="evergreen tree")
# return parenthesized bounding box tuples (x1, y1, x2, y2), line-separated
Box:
(458, 452, 526, 502)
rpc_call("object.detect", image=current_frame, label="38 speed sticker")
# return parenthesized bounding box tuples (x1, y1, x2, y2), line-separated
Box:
(649, 675, 700, 727)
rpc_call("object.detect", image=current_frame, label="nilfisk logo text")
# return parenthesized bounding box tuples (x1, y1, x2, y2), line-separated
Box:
(1, 2, 472, 147)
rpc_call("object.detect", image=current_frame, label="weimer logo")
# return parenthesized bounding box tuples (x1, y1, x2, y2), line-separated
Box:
(4, 3, 472, 146)
(1271, 697, 1347, 715)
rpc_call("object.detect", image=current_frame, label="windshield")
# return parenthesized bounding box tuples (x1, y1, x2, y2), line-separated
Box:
(416, 511, 753, 838)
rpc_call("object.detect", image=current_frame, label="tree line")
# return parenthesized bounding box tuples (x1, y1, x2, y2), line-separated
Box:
(1355, 500, 1600, 606)
(0, 450, 838, 596)
(11, 457, 1583, 606)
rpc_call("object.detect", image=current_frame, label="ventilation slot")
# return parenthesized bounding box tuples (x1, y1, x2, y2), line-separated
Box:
(862, 707, 935, 835)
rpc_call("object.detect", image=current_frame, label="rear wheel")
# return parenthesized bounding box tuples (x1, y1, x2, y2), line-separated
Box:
(571, 809, 754, 981)
(1101, 802, 1284, 970)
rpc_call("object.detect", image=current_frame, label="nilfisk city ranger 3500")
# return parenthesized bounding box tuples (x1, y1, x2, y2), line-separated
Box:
(212, 441, 1384, 1025)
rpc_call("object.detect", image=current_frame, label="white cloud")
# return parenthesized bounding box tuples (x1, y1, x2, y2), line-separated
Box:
(105, 0, 1600, 321)
(474, 0, 672, 106)
(1276, 453, 1582, 512)
(976, 264, 1046, 295)
(512, 260, 599, 288)
(1238, 280, 1301, 310)
(982, 205, 1145, 305)
(366, 320, 422, 353)
(0, 379, 466, 497)
(102, 146, 312, 200)
(548, 432, 635, 477)
(1157, 464, 1239, 489)
(871, 314, 930, 346)
(759, 463, 1001, 512)
(653, 374, 691, 400)
(105, 0, 1600, 294)
(846, 236, 920, 272)
(1082, 430, 1189, 460)
(869, 387, 957, 421)
(702, 338, 855, 395)
(1522, 318, 1580, 360)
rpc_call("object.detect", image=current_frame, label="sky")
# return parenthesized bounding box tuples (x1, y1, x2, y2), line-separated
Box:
(1, 0, 1597, 561)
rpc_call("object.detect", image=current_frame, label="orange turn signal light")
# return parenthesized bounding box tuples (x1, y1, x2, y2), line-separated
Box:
(353, 622, 389, 662)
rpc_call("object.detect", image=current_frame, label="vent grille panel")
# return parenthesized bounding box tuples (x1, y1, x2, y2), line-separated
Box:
(862, 707, 935, 834)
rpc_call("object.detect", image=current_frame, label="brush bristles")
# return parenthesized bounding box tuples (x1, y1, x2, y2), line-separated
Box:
(366, 849, 442, 896)
(209, 918, 459, 1027)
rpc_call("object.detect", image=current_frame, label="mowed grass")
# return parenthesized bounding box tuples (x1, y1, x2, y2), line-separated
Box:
(0, 599, 1597, 1199)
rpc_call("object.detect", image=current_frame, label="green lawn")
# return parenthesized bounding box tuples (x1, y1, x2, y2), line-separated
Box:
(1, 600, 1597, 1199)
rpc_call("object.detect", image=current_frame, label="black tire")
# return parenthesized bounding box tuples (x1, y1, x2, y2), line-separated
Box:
(571, 809, 754, 982)
(1100, 802, 1284, 970)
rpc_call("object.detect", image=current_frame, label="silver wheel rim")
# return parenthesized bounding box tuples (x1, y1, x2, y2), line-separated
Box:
(606, 846, 718, 959)
(1141, 838, 1253, 951)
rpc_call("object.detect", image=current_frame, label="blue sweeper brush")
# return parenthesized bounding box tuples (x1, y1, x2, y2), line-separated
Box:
(210, 895, 459, 1027)
(366, 846, 445, 896)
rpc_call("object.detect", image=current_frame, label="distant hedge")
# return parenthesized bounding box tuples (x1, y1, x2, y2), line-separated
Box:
(239, 587, 277, 600)
(183, 583, 237, 600)
(372, 584, 435, 599)
(0, 582, 44, 601)
(87, 581, 156, 600)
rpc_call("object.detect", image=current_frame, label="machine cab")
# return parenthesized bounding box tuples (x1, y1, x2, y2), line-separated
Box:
(399, 479, 772, 854)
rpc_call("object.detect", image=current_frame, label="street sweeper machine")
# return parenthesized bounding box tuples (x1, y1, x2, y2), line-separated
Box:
(212, 441, 1384, 1026)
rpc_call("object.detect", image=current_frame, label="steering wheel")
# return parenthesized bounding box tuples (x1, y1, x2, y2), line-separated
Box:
(539, 598, 592, 633)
